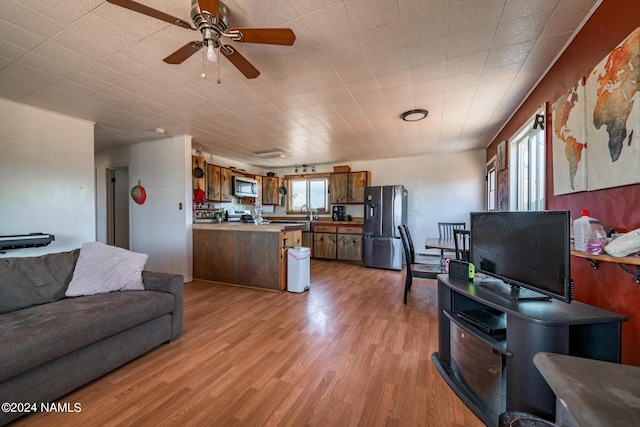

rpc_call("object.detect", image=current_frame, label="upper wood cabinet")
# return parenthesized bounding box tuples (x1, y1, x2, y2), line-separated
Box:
(329, 173, 348, 204)
(255, 175, 262, 204)
(206, 164, 220, 201)
(348, 171, 370, 203)
(207, 164, 233, 202)
(192, 156, 206, 195)
(330, 171, 371, 204)
(262, 176, 281, 205)
(220, 167, 232, 202)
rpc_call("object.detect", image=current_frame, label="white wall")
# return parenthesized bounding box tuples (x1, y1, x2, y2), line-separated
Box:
(352, 150, 486, 251)
(0, 98, 95, 257)
(95, 136, 193, 280)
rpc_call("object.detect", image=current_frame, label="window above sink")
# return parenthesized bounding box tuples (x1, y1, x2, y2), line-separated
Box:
(287, 176, 329, 214)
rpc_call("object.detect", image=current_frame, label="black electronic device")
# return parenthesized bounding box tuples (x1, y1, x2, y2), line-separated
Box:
(470, 211, 572, 302)
(449, 260, 475, 280)
(456, 309, 506, 338)
(0, 233, 55, 251)
(332, 205, 346, 221)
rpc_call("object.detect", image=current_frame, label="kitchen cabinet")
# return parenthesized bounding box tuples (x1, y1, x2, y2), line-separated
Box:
(207, 164, 233, 202)
(302, 231, 313, 249)
(311, 223, 363, 262)
(206, 164, 220, 201)
(193, 223, 302, 291)
(262, 176, 281, 205)
(192, 156, 206, 194)
(255, 175, 262, 204)
(330, 171, 371, 204)
(220, 167, 232, 202)
(313, 225, 337, 259)
(337, 225, 363, 262)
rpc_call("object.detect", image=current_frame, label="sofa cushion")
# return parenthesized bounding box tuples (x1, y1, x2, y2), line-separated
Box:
(0, 249, 80, 315)
(65, 242, 148, 297)
(0, 290, 174, 382)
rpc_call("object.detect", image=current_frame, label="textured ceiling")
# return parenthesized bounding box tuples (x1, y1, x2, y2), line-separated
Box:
(0, 0, 599, 167)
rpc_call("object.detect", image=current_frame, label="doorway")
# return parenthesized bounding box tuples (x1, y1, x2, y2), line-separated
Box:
(106, 166, 130, 249)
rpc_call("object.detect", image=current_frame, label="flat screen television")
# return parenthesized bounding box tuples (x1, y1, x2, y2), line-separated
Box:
(470, 210, 573, 303)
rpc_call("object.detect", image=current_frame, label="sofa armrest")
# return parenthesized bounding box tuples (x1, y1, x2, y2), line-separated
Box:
(142, 271, 184, 341)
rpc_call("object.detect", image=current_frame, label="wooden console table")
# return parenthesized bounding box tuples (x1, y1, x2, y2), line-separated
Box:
(432, 274, 627, 426)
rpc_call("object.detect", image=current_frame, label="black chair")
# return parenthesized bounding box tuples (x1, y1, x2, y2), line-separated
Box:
(398, 225, 445, 304)
(438, 222, 466, 261)
(453, 229, 471, 262)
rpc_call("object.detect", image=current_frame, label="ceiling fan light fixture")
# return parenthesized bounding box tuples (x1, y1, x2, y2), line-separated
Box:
(206, 43, 217, 63)
(401, 109, 429, 122)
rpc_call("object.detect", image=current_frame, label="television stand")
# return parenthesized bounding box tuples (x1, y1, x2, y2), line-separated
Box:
(433, 274, 627, 426)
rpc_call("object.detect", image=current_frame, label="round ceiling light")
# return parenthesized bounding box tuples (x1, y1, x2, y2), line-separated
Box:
(401, 109, 429, 122)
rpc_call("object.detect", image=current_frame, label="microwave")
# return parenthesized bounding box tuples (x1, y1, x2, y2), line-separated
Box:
(232, 176, 258, 198)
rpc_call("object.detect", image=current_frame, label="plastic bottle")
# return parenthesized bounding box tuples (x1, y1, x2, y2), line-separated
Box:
(573, 210, 600, 252)
(586, 224, 607, 255)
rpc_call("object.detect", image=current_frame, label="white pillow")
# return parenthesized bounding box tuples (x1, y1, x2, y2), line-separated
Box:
(65, 242, 148, 297)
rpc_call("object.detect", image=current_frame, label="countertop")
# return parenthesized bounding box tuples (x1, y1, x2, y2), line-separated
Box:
(312, 220, 364, 226)
(193, 222, 304, 232)
(533, 352, 640, 426)
(263, 217, 364, 225)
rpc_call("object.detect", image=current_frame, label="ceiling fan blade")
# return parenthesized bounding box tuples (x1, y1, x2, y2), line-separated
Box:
(106, 0, 194, 29)
(163, 41, 204, 64)
(228, 28, 296, 45)
(198, 0, 220, 23)
(220, 45, 260, 79)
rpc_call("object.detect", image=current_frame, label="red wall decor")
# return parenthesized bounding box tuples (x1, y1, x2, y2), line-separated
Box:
(131, 179, 147, 205)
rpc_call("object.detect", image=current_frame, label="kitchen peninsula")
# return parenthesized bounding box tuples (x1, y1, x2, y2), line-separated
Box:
(193, 223, 302, 291)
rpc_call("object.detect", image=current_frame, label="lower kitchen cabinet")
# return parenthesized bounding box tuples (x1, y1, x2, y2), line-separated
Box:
(313, 225, 337, 259)
(193, 224, 302, 291)
(337, 226, 363, 262)
(311, 223, 363, 262)
(302, 231, 313, 250)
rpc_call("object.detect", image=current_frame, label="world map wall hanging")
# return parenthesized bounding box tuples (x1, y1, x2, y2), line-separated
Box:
(552, 26, 639, 195)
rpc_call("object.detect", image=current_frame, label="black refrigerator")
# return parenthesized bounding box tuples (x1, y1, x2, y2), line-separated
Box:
(363, 185, 407, 270)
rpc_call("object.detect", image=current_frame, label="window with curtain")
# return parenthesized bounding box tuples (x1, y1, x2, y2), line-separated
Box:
(509, 106, 546, 211)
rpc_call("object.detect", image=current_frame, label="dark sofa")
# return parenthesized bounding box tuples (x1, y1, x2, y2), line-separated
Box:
(0, 249, 184, 425)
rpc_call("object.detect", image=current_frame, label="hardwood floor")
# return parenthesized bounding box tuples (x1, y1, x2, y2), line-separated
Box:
(12, 260, 483, 427)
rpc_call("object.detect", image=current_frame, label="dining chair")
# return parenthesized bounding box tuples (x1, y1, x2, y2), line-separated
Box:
(453, 229, 471, 262)
(398, 225, 445, 304)
(437, 222, 466, 261)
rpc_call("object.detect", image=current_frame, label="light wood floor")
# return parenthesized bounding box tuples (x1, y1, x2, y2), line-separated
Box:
(13, 260, 483, 427)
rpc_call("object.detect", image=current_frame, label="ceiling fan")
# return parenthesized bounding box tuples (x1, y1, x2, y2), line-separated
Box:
(106, 0, 296, 79)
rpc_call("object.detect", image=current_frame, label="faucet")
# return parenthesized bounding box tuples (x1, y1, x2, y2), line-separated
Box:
(300, 204, 310, 220)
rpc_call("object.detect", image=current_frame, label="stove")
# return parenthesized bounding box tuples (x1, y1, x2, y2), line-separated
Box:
(226, 209, 252, 222)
